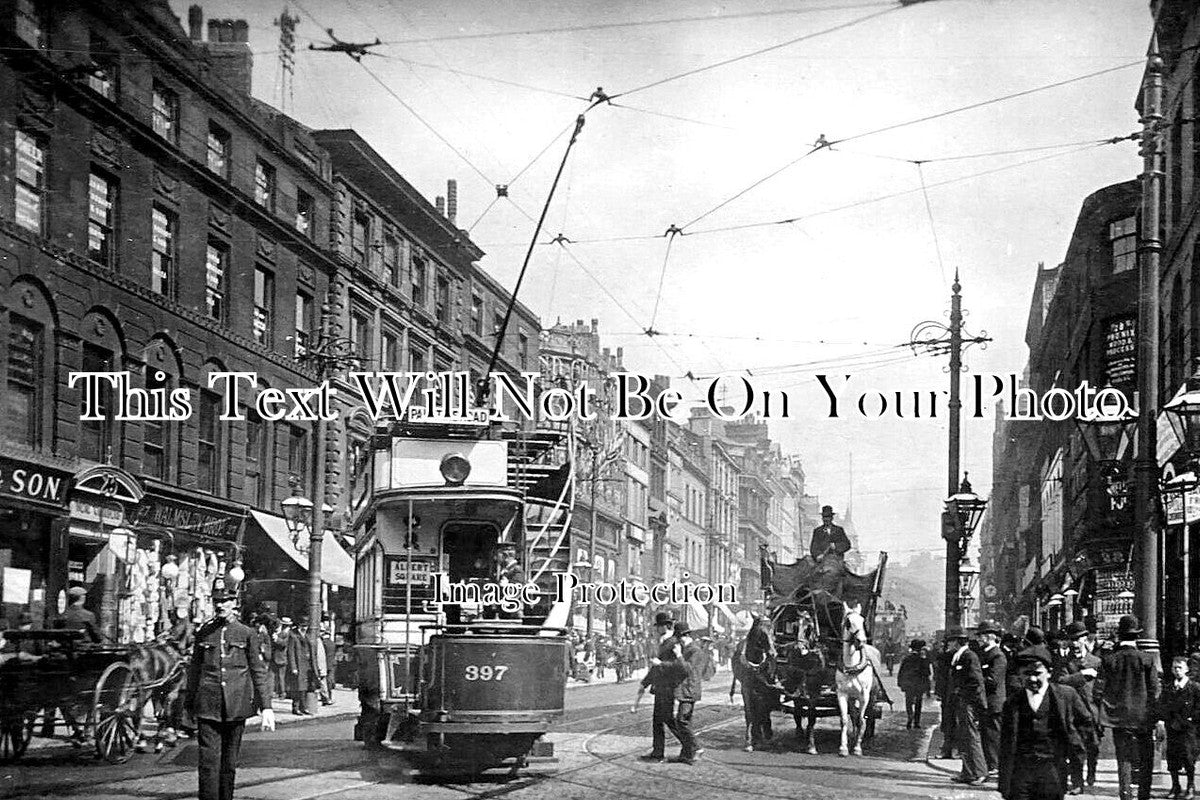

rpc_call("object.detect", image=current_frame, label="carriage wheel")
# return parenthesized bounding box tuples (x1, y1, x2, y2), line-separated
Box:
(93, 662, 145, 764)
(0, 713, 35, 763)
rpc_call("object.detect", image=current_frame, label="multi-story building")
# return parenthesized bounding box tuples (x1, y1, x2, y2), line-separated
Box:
(0, 1, 351, 633)
(0, 1, 538, 634)
(984, 180, 1139, 637)
(667, 423, 709, 583)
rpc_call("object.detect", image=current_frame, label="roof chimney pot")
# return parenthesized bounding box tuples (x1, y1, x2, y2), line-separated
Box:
(188, 5, 204, 40)
(446, 179, 457, 226)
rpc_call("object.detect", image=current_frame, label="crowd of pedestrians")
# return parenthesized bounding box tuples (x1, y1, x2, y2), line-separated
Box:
(916, 614, 1199, 800)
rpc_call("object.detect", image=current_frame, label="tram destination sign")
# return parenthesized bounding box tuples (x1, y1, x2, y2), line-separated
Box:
(0, 457, 71, 508)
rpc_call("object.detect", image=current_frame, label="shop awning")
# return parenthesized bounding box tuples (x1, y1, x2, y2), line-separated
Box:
(248, 511, 354, 588)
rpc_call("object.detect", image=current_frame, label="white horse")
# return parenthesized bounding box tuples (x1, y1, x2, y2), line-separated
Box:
(835, 602, 879, 757)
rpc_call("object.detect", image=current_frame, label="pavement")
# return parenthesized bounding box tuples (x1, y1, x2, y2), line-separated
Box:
(926, 718, 1174, 795)
(23, 685, 359, 756)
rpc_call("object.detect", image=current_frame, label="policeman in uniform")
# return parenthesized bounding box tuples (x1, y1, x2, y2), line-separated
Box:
(186, 589, 276, 800)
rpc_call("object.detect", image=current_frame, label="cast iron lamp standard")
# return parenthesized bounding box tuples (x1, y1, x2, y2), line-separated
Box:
(909, 272, 990, 632)
(942, 475, 988, 630)
(291, 302, 361, 670)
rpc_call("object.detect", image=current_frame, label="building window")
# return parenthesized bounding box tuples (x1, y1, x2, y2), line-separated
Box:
(198, 391, 220, 493)
(15, 0, 46, 49)
(151, 206, 176, 298)
(1110, 217, 1136, 274)
(382, 330, 400, 370)
(254, 159, 276, 211)
(143, 369, 170, 480)
(410, 344, 425, 373)
(471, 293, 483, 336)
(287, 424, 309, 491)
(351, 206, 369, 266)
(79, 344, 113, 463)
(411, 254, 427, 306)
(518, 333, 529, 369)
(436, 276, 450, 323)
(5, 316, 42, 447)
(86, 35, 118, 99)
(205, 240, 228, 322)
(245, 408, 268, 507)
(254, 266, 274, 346)
(14, 130, 44, 234)
(151, 82, 179, 143)
(295, 190, 313, 237)
(493, 310, 504, 340)
(350, 309, 373, 364)
(294, 291, 312, 358)
(383, 236, 399, 286)
(87, 171, 117, 267)
(206, 122, 230, 177)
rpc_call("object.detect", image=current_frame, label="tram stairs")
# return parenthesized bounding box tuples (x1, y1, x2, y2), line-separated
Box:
(503, 423, 575, 628)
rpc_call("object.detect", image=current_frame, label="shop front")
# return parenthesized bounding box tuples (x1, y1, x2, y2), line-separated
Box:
(0, 455, 73, 628)
(243, 510, 354, 625)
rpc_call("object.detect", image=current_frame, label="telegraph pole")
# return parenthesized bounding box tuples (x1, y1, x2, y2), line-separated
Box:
(1134, 43, 1163, 651)
(909, 270, 990, 633)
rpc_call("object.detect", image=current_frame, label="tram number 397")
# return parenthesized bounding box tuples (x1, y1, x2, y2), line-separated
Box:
(464, 665, 509, 681)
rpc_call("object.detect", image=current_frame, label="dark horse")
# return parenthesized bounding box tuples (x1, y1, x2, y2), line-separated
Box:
(130, 641, 188, 753)
(777, 611, 836, 755)
(731, 617, 779, 752)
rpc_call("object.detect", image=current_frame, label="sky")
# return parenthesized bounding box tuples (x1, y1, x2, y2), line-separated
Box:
(171, 0, 1151, 568)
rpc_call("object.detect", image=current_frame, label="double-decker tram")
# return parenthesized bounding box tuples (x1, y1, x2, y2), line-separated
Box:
(351, 414, 575, 774)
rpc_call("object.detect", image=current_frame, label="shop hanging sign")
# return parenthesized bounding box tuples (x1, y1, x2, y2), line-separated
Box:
(128, 495, 243, 541)
(0, 457, 71, 508)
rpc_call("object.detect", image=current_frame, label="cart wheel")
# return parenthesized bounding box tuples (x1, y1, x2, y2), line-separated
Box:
(93, 662, 145, 764)
(0, 713, 35, 763)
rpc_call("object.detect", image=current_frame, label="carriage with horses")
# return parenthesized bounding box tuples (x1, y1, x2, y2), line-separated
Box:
(736, 549, 890, 756)
(0, 629, 188, 764)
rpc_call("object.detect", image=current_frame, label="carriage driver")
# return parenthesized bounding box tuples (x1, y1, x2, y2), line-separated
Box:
(810, 506, 851, 563)
(186, 588, 276, 800)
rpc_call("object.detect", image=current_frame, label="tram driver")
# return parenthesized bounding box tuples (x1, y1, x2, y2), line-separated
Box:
(483, 544, 527, 620)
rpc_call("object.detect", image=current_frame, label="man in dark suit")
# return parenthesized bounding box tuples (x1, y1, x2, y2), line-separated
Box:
(947, 628, 988, 785)
(632, 611, 684, 762)
(669, 621, 704, 764)
(998, 648, 1086, 800)
(976, 620, 1008, 780)
(810, 505, 851, 562)
(186, 589, 275, 800)
(1095, 614, 1160, 800)
(1053, 620, 1101, 793)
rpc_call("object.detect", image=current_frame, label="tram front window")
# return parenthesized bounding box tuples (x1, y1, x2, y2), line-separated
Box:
(443, 522, 498, 583)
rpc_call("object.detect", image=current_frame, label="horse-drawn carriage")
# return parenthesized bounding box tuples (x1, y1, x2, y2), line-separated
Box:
(741, 550, 890, 755)
(0, 630, 187, 764)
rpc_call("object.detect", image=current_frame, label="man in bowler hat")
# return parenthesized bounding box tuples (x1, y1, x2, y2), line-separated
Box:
(186, 589, 275, 800)
(632, 611, 686, 762)
(998, 648, 1086, 800)
(976, 620, 1008, 780)
(1095, 614, 1159, 800)
(946, 628, 988, 785)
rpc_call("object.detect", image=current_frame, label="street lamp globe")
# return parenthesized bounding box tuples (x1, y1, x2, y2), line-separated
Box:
(1165, 389, 1200, 454)
(281, 492, 313, 553)
(946, 475, 988, 537)
(1076, 400, 1137, 464)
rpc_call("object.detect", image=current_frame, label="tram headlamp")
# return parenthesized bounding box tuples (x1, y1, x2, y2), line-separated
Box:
(440, 453, 471, 486)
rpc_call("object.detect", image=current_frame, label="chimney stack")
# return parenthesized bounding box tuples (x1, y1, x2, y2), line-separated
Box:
(203, 18, 253, 95)
(436, 196, 446, 216)
(188, 5, 203, 40)
(446, 179, 458, 226)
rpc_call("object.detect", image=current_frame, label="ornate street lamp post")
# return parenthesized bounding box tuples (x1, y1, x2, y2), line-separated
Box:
(943, 474, 988, 630)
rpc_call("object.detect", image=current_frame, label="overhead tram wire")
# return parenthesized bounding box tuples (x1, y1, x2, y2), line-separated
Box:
(915, 162, 948, 286)
(678, 60, 1143, 230)
(382, 2, 899, 45)
(608, 5, 903, 102)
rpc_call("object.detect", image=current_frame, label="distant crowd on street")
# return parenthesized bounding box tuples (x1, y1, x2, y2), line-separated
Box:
(567, 627, 730, 684)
